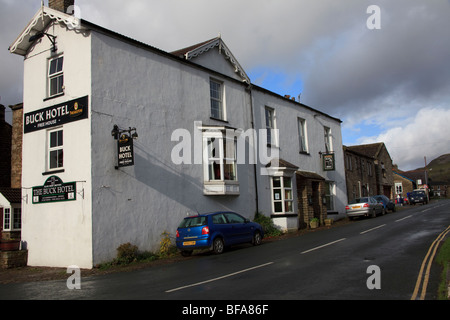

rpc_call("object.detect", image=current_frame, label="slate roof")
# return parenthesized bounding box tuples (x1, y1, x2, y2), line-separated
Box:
(0, 188, 22, 204)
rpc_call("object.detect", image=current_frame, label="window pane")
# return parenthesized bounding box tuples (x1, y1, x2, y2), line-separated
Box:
(225, 213, 245, 224)
(273, 189, 282, 201)
(209, 161, 221, 180)
(50, 149, 63, 169)
(272, 177, 281, 188)
(224, 163, 236, 181)
(274, 202, 283, 213)
(49, 59, 57, 75)
(285, 201, 293, 212)
(284, 177, 292, 189)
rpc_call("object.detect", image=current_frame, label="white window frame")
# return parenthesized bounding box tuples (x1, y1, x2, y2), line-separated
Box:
(271, 176, 294, 214)
(298, 117, 308, 153)
(204, 133, 237, 182)
(265, 107, 277, 147)
(3, 208, 10, 231)
(48, 128, 64, 171)
(324, 126, 332, 152)
(2, 207, 21, 231)
(210, 79, 226, 120)
(325, 181, 335, 211)
(48, 55, 64, 97)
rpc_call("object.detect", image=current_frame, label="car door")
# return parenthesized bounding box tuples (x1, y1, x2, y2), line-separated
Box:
(224, 212, 252, 244)
(212, 213, 233, 243)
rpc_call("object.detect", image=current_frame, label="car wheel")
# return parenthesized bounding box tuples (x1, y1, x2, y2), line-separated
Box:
(213, 237, 224, 254)
(252, 231, 262, 246)
(180, 250, 193, 257)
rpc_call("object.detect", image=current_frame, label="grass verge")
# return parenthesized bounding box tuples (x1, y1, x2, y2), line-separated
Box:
(436, 236, 450, 300)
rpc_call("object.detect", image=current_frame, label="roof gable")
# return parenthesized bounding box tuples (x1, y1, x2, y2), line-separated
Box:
(171, 37, 250, 84)
(9, 6, 80, 56)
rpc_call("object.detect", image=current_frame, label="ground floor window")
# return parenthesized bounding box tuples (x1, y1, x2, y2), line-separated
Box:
(324, 181, 335, 211)
(2, 207, 21, 231)
(272, 176, 293, 214)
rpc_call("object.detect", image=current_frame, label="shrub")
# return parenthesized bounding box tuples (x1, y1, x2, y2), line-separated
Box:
(253, 211, 283, 237)
(116, 242, 139, 264)
(158, 231, 177, 257)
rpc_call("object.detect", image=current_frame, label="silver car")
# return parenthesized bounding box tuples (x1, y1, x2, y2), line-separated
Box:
(346, 196, 385, 219)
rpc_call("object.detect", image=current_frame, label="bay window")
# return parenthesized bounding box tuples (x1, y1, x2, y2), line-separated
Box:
(271, 176, 294, 214)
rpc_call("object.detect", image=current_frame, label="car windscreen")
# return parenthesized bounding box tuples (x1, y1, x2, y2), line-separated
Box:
(350, 197, 368, 204)
(178, 216, 207, 228)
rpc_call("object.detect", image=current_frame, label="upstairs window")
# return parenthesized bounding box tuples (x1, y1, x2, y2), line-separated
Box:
(298, 117, 308, 153)
(265, 107, 276, 146)
(49, 56, 64, 97)
(48, 128, 64, 170)
(324, 126, 332, 152)
(205, 136, 237, 182)
(210, 79, 225, 120)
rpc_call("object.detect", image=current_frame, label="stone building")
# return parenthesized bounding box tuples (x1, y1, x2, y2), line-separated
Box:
(344, 142, 394, 200)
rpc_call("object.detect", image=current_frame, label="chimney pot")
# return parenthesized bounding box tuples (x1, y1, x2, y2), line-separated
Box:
(48, 0, 75, 14)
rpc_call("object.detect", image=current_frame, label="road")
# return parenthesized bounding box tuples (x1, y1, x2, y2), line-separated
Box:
(1, 200, 449, 303)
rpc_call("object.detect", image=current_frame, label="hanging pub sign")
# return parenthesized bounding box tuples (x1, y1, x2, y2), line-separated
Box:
(117, 133, 135, 168)
(24, 96, 89, 134)
(33, 176, 76, 204)
(323, 153, 336, 171)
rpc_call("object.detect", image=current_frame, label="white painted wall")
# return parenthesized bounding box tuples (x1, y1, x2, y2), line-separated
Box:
(252, 88, 348, 229)
(89, 32, 257, 265)
(21, 22, 93, 268)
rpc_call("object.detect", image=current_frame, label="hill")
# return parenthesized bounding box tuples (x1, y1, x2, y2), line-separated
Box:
(407, 154, 450, 184)
(427, 154, 450, 184)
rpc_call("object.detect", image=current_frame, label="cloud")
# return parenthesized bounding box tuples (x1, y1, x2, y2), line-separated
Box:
(2, 0, 449, 170)
(358, 107, 450, 170)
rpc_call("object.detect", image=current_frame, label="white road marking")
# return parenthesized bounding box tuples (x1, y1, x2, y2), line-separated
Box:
(395, 215, 412, 222)
(165, 262, 274, 293)
(360, 224, 386, 234)
(300, 238, 347, 254)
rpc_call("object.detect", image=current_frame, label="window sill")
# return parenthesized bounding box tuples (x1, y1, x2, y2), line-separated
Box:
(270, 213, 297, 218)
(204, 181, 239, 196)
(209, 117, 228, 123)
(42, 169, 65, 176)
(43, 93, 65, 102)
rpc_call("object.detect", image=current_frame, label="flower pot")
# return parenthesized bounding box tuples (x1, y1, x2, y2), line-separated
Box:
(310, 221, 319, 229)
(0, 240, 21, 251)
(325, 219, 333, 226)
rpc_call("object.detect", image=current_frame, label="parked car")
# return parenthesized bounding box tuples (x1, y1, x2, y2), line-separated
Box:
(346, 197, 385, 219)
(373, 195, 396, 212)
(176, 211, 264, 256)
(409, 190, 428, 205)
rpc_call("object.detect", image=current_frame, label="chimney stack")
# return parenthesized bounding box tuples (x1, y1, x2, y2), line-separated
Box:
(48, 0, 75, 14)
(0, 104, 5, 123)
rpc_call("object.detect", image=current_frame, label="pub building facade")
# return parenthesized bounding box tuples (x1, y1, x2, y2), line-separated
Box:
(9, 1, 347, 268)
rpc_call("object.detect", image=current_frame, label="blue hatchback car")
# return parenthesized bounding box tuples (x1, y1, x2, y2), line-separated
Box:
(176, 211, 264, 256)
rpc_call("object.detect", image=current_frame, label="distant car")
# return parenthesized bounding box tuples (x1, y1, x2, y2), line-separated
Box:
(409, 190, 428, 205)
(346, 197, 385, 219)
(176, 211, 264, 256)
(373, 195, 396, 212)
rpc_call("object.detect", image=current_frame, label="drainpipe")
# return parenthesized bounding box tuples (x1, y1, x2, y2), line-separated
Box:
(246, 84, 259, 214)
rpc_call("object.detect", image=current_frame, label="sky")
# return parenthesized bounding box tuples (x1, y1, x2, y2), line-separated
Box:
(1, 0, 450, 170)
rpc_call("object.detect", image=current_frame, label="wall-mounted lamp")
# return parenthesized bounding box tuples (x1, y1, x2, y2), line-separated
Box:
(29, 32, 57, 52)
(111, 125, 138, 140)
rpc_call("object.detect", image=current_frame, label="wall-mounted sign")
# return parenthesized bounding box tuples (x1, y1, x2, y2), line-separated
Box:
(323, 153, 336, 171)
(117, 134, 135, 168)
(33, 176, 76, 204)
(24, 96, 89, 134)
